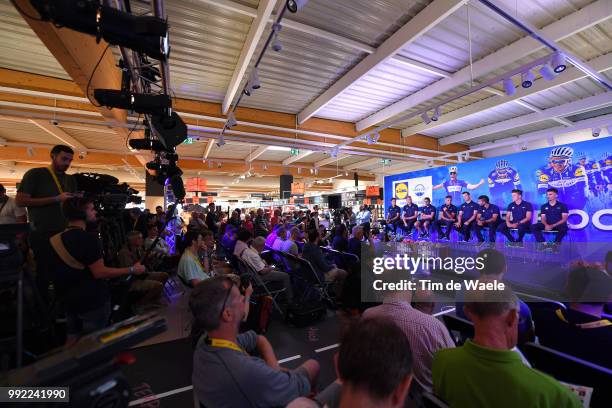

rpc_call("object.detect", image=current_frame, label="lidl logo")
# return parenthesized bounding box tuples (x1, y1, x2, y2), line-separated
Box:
(414, 184, 426, 197)
(395, 182, 408, 199)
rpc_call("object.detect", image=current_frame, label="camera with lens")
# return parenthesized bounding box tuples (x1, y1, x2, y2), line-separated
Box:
(74, 173, 142, 215)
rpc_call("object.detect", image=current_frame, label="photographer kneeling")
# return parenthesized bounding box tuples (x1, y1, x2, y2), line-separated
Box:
(49, 197, 145, 346)
(118, 230, 169, 308)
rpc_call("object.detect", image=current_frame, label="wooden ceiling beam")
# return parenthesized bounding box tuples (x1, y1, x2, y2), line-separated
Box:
(0, 69, 473, 156)
(0, 146, 375, 181)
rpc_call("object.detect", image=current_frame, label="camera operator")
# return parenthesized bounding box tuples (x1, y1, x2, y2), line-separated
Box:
(49, 197, 145, 346)
(16, 145, 80, 302)
(117, 231, 169, 307)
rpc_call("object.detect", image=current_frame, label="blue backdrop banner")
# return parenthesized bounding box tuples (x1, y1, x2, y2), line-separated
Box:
(384, 137, 612, 241)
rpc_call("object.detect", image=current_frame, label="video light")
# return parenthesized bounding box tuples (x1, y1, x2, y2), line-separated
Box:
(30, 0, 170, 61)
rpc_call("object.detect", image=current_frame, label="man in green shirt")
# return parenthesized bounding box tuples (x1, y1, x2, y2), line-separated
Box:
(432, 287, 581, 408)
(16, 145, 79, 301)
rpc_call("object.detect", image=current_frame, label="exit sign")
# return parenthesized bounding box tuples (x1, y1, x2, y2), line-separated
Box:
(290, 148, 299, 156)
(380, 159, 391, 165)
(183, 137, 195, 145)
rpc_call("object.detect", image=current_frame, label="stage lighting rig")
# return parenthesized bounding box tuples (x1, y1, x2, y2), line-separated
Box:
(94, 90, 171, 116)
(29, 0, 170, 61)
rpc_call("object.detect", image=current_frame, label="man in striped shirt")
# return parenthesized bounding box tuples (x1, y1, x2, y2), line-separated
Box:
(362, 282, 455, 394)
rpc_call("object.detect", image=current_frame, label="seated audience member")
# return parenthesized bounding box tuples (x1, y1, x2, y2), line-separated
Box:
(202, 229, 231, 276)
(433, 287, 581, 408)
(117, 231, 169, 305)
(531, 187, 569, 245)
(302, 229, 347, 290)
(281, 226, 301, 256)
(456, 248, 534, 344)
(49, 198, 145, 345)
(534, 262, 612, 368)
(220, 225, 237, 256)
(178, 231, 210, 286)
(362, 279, 454, 394)
(318, 225, 330, 247)
(190, 277, 318, 407)
(265, 224, 281, 248)
(144, 224, 171, 256)
(0, 183, 27, 224)
(228, 210, 242, 229)
(348, 225, 375, 260)
(125, 207, 148, 237)
(244, 214, 254, 235)
(242, 236, 294, 302)
(233, 227, 251, 259)
(272, 225, 287, 251)
(332, 224, 349, 252)
(333, 318, 413, 408)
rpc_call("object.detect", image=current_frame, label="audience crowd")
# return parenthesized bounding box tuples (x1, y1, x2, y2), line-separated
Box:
(4, 143, 610, 407)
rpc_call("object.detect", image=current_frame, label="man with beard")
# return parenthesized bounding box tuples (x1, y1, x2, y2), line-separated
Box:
(17, 145, 80, 301)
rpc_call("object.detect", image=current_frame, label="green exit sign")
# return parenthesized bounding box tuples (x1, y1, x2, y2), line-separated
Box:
(380, 159, 391, 165)
(183, 137, 195, 145)
(290, 148, 299, 156)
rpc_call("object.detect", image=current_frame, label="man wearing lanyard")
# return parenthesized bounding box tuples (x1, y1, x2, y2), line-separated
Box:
(16, 145, 79, 302)
(191, 276, 319, 407)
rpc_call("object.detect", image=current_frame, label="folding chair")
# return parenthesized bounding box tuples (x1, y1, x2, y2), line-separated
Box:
(523, 342, 611, 408)
(321, 246, 345, 269)
(236, 258, 286, 315)
(287, 253, 333, 304)
(442, 313, 474, 346)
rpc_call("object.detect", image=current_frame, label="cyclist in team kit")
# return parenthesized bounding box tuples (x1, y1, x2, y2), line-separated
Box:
(433, 166, 485, 203)
(575, 151, 605, 199)
(487, 159, 522, 208)
(415, 197, 436, 239)
(537, 146, 588, 210)
(434, 195, 457, 241)
(599, 151, 612, 190)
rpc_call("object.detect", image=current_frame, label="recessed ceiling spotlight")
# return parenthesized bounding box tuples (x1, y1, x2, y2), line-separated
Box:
(551, 52, 567, 73)
(521, 70, 535, 88)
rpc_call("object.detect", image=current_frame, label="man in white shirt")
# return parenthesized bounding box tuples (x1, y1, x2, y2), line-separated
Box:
(178, 231, 210, 286)
(272, 226, 287, 251)
(281, 227, 300, 256)
(0, 184, 26, 225)
(242, 237, 293, 302)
